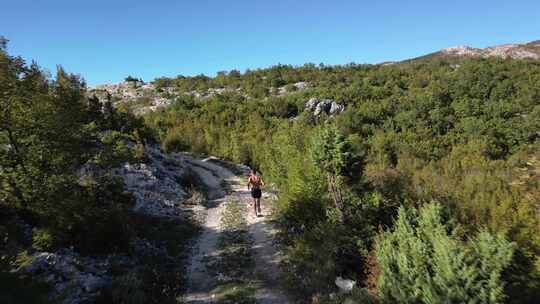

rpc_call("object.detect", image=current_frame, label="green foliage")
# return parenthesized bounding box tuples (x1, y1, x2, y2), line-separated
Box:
(311, 124, 357, 222)
(312, 125, 352, 177)
(376, 203, 514, 304)
(144, 56, 540, 301)
(162, 127, 190, 153)
(31, 228, 56, 251)
(3, 36, 539, 301)
(96, 131, 135, 167)
(63, 176, 134, 255)
(0, 41, 146, 257)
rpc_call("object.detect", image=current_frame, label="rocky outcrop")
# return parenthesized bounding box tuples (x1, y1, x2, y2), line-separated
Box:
(115, 146, 189, 217)
(305, 97, 345, 117)
(17, 249, 131, 304)
(89, 81, 176, 115)
(439, 41, 540, 60)
(91, 79, 312, 115)
(20, 145, 195, 303)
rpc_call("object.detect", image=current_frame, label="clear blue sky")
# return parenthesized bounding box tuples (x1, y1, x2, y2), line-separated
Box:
(2, 0, 539, 86)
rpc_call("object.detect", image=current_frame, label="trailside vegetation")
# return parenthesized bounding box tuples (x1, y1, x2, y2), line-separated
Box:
(0, 39, 196, 304)
(145, 57, 540, 303)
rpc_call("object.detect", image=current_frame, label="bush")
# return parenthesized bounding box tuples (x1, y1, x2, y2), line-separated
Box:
(31, 228, 55, 251)
(96, 131, 135, 167)
(284, 221, 340, 298)
(51, 177, 135, 255)
(376, 203, 514, 304)
(162, 129, 189, 152)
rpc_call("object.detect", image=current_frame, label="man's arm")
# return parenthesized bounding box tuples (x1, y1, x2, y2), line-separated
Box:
(247, 177, 251, 190)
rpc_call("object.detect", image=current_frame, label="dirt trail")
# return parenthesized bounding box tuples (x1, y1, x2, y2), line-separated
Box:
(246, 197, 291, 304)
(180, 155, 290, 304)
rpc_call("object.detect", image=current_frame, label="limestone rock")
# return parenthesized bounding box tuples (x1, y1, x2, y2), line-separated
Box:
(335, 276, 356, 293)
(305, 98, 345, 116)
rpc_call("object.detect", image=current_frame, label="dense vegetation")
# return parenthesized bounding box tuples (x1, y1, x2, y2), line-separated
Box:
(0, 39, 198, 303)
(1, 33, 539, 303)
(0, 38, 150, 255)
(146, 58, 540, 303)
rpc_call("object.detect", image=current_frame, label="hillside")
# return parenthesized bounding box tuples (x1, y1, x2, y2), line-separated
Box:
(138, 48, 540, 303)
(410, 39, 540, 61)
(91, 39, 540, 116)
(2, 37, 540, 304)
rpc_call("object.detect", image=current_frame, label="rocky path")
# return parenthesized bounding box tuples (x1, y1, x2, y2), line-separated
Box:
(247, 198, 291, 304)
(180, 155, 290, 304)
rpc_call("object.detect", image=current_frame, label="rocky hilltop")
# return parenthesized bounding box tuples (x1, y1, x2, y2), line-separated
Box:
(415, 39, 540, 61)
(89, 79, 311, 115)
(90, 81, 175, 115)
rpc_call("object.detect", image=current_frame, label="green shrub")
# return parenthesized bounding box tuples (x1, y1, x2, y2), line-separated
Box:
(52, 177, 135, 255)
(284, 221, 339, 298)
(376, 203, 514, 304)
(96, 131, 135, 167)
(162, 129, 189, 152)
(32, 228, 56, 251)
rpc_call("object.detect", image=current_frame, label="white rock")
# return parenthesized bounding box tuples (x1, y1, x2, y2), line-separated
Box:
(329, 102, 345, 115)
(335, 276, 356, 293)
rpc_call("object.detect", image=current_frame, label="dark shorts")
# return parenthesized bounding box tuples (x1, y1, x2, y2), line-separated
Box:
(251, 188, 262, 199)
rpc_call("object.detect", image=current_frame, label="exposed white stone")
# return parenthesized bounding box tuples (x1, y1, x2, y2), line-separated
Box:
(441, 43, 540, 60)
(18, 249, 119, 304)
(115, 146, 189, 218)
(305, 98, 344, 117)
(335, 276, 356, 293)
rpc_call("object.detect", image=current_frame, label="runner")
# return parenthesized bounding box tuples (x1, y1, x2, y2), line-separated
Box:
(247, 169, 264, 217)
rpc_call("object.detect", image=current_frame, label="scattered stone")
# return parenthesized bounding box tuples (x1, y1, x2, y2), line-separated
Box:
(115, 145, 188, 217)
(17, 249, 117, 304)
(18, 144, 198, 303)
(305, 98, 345, 117)
(89, 81, 177, 115)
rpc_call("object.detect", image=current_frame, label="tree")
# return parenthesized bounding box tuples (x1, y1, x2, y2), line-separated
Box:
(124, 75, 140, 82)
(0, 40, 141, 254)
(311, 124, 354, 222)
(376, 203, 514, 304)
(87, 94, 102, 123)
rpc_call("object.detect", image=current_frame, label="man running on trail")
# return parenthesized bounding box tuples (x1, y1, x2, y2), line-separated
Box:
(247, 169, 264, 217)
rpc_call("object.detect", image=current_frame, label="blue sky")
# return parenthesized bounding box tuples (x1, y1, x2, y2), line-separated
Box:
(2, 0, 539, 86)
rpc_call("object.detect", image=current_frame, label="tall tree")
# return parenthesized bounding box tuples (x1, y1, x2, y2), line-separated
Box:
(311, 124, 354, 222)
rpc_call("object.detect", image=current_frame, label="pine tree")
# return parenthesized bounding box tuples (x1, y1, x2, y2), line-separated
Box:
(376, 203, 514, 303)
(311, 124, 353, 222)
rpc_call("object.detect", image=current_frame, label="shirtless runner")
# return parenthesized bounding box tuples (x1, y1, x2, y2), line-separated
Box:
(247, 169, 264, 217)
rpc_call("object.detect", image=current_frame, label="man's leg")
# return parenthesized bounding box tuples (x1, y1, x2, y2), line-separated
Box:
(257, 198, 262, 213)
(253, 197, 258, 216)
